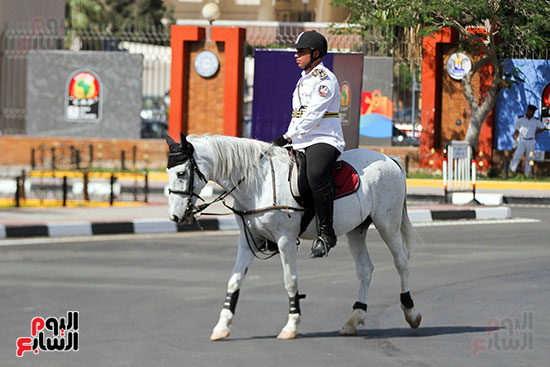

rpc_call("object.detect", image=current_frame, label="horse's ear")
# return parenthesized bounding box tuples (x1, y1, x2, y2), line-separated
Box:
(165, 134, 177, 147)
(180, 132, 194, 153)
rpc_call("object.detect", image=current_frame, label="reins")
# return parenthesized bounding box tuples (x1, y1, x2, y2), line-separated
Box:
(191, 148, 305, 217)
(170, 145, 305, 260)
(197, 156, 304, 216)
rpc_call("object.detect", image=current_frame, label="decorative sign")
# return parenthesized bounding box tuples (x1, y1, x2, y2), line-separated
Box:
(446, 52, 472, 80)
(339, 81, 351, 126)
(359, 89, 393, 138)
(450, 142, 469, 159)
(65, 70, 102, 122)
(194, 50, 219, 78)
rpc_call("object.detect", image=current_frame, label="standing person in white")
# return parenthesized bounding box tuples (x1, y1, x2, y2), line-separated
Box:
(271, 30, 345, 258)
(510, 104, 548, 176)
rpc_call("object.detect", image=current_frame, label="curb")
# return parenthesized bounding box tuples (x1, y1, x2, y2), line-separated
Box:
(0, 207, 512, 239)
(0, 216, 239, 239)
(407, 193, 550, 205)
(408, 207, 511, 222)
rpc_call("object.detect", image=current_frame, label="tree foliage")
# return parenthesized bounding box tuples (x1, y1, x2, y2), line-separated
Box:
(65, 0, 108, 28)
(66, 0, 175, 30)
(105, 0, 174, 29)
(331, 0, 550, 148)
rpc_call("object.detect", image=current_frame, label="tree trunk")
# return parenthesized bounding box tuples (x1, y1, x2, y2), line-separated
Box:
(462, 54, 503, 153)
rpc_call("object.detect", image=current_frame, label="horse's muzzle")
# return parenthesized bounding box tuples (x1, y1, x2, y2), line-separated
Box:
(170, 208, 194, 224)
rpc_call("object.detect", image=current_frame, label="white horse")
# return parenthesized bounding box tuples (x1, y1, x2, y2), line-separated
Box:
(166, 134, 422, 340)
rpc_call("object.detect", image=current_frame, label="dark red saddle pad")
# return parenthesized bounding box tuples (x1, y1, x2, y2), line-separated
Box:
(334, 161, 360, 199)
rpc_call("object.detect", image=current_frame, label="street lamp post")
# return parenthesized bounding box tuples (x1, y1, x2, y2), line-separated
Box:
(202, 3, 221, 42)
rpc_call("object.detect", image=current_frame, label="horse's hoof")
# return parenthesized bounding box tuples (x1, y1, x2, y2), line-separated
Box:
(339, 324, 358, 336)
(407, 312, 422, 329)
(401, 304, 422, 329)
(210, 329, 230, 341)
(277, 330, 297, 340)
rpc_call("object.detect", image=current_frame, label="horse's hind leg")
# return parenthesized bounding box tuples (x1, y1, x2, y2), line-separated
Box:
(375, 212, 422, 329)
(340, 218, 373, 336)
(210, 232, 254, 341)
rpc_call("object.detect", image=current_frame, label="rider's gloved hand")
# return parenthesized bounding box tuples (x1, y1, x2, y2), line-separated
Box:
(272, 135, 290, 147)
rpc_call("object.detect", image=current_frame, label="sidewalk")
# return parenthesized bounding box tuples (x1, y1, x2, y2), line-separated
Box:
(1, 176, 547, 239)
(407, 178, 550, 202)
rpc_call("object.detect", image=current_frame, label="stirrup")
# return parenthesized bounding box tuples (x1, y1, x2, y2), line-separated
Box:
(310, 235, 335, 258)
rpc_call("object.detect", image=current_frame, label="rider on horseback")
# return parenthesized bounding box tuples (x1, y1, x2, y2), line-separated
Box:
(272, 30, 345, 258)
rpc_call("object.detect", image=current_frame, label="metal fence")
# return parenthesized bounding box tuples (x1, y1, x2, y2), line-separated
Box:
(0, 21, 423, 136)
(0, 24, 171, 135)
(243, 22, 364, 53)
(3, 21, 544, 138)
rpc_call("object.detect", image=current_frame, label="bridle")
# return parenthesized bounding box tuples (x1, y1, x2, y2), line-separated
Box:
(167, 145, 209, 221)
(168, 147, 245, 221)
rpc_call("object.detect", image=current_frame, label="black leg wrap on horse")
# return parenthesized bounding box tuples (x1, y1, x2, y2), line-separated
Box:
(400, 291, 414, 309)
(223, 290, 240, 314)
(352, 301, 367, 312)
(289, 292, 306, 314)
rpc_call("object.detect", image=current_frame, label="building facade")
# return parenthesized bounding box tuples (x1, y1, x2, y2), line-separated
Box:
(167, 0, 349, 23)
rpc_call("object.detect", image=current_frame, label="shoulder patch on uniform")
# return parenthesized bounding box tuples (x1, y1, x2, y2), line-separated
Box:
(318, 85, 329, 97)
(312, 69, 327, 79)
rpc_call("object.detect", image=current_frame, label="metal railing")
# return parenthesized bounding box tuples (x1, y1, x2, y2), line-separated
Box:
(443, 141, 477, 203)
(1, 169, 150, 207)
(0, 24, 171, 135)
(2, 20, 545, 138)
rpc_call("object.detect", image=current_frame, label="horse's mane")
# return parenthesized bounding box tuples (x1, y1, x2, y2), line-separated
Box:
(188, 135, 292, 188)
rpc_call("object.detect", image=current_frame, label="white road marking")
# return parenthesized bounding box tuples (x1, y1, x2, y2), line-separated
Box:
(412, 217, 541, 227)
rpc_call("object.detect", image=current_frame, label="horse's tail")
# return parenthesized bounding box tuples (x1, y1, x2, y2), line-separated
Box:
(387, 154, 405, 174)
(387, 155, 423, 255)
(400, 201, 422, 256)
(385, 154, 422, 255)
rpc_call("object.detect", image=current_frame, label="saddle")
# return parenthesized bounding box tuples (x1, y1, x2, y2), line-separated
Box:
(288, 149, 360, 234)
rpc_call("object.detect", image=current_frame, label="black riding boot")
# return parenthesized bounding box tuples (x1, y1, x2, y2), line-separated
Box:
(310, 183, 337, 258)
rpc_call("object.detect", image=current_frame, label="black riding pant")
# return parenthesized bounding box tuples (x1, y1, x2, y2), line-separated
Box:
(304, 143, 340, 191)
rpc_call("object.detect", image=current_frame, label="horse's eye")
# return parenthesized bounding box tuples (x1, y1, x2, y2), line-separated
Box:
(177, 171, 186, 179)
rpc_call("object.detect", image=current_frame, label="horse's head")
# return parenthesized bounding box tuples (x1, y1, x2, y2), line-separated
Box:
(166, 133, 209, 223)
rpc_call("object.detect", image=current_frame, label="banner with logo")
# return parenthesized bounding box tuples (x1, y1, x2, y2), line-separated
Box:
(65, 70, 102, 122)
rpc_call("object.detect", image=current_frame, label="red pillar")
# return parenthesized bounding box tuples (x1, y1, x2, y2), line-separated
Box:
(169, 26, 205, 138)
(211, 27, 246, 137)
(420, 27, 495, 170)
(420, 28, 457, 169)
(169, 25, 245, 138)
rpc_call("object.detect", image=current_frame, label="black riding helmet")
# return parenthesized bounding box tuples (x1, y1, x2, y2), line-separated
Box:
(295, 30, 328, 70)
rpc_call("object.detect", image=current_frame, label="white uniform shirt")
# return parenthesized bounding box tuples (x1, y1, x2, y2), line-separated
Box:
(514, 116, 545, 139)
(284, 62, 345, 152)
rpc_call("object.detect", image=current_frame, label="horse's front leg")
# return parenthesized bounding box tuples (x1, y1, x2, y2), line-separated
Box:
(277, 233, 301, 340)
(210, 232, 254, 341)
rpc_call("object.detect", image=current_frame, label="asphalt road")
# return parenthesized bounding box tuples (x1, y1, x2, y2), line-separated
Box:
(1, 206, 549, 367)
